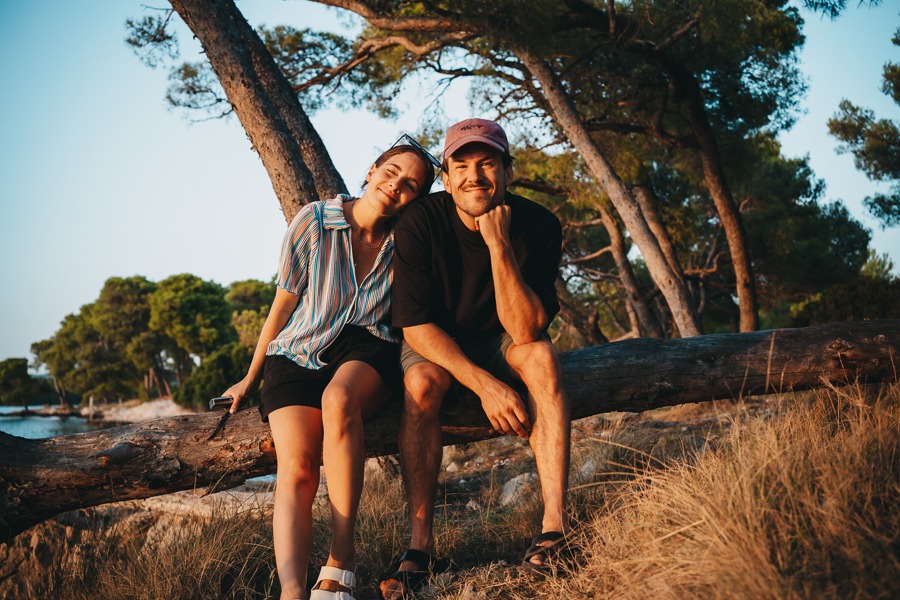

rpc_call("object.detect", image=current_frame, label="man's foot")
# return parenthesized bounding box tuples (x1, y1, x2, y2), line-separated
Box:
(378, 548, 451, 599)
(522, 531, 566, 574)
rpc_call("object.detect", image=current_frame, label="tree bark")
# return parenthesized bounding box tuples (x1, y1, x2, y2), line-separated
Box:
(647, 52, 760, 331)
(633, 184, 686, 286)
(681, 80, 759, 332)
(597, 201, 663, 338)
(170, 0, 346, 222)
(515, 49, 703, 337)
(2, 320, 898, 543)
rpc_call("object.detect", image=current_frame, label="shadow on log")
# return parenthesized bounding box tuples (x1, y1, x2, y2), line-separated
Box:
(1, 320, 898, 543)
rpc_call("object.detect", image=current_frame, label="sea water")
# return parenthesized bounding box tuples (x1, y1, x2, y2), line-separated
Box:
(0, 405, 106, 439)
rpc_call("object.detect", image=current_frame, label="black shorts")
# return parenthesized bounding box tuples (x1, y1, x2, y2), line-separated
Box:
(259, 325, 401, 421)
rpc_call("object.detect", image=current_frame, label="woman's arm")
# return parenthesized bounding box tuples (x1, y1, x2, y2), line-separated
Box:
(222, 287, 300, 412)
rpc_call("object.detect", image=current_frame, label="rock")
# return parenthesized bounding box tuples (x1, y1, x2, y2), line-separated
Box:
(440, 446, 457, 467)
(580, 458, 598, 480)
(498, 472, 538, 506)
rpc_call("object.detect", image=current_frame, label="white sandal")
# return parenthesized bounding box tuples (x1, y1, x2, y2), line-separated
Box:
(309, 565, 356, 600)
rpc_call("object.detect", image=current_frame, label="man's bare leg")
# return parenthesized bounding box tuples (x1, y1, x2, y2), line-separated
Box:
(507, 339, 570, 564)
(380, 362, 452, 599)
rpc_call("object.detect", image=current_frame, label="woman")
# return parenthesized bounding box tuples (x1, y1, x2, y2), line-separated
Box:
(222, 138, 438, 600)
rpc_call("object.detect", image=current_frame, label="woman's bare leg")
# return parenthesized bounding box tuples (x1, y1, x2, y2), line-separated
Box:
(268, 405, 325, 600)
(316, 361, 390, 592)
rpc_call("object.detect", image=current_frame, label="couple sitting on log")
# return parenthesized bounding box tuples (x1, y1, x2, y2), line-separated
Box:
(222, 118, 571, 600)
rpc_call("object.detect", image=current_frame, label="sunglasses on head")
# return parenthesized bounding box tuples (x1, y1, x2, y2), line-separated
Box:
(392, 133, 442, 170)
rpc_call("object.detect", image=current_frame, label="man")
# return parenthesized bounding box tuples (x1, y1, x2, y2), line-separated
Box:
(379, 118, 570, 598)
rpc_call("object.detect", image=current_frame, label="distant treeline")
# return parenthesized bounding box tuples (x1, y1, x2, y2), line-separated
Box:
(0, 275, 274, 410)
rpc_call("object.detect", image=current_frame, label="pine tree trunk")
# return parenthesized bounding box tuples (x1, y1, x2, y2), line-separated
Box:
(170, 0, 346, 222)
(51, 376, 65, 406)
(597, 202, 663, 337)
(651, 53, 759, 331)
(57, 380, 70, 410)
(153, 359, 172, 398)
(633, 184, 686, 285)
(516, 50, 702, 337)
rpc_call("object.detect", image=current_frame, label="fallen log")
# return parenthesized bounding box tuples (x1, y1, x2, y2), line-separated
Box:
(1, 319, 897, 543)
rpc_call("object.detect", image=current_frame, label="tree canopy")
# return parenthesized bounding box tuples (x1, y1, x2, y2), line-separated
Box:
(30, 306, 136, 403)
(29, 274, 273, 409)
(828, 25, 900, 227)
(148, 274, 234, 360)
(0, 359, 40, 408)
(119, 0, 892, 339)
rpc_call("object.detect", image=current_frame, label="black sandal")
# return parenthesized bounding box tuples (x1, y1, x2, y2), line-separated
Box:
(377, 548, 451, 598)
(522, 531, 566, 575)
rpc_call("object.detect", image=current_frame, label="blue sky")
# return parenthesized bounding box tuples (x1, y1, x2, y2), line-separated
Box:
(1, 1, 898, 364)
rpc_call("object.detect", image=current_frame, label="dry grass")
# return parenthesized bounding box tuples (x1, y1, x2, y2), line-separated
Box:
(492, 382, 900, 600)
(0, 492, 278, 600)
(90, 498, 278, 600)
(3, 383, 898, 599)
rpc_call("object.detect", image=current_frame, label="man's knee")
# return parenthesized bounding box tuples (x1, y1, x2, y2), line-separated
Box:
(403, 363, 451, 416)
(507, 338, 561, 381)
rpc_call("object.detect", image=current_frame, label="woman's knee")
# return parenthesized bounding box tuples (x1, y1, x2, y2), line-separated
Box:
(277, 453, 321, 491)
(321, 386, 362, 431)
(403, 364, 450, 415)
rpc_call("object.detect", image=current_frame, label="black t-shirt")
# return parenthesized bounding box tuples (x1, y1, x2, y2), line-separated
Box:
(392, 191, 562, 339)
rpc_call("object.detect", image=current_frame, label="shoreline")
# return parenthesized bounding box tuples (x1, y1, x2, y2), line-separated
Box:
(1, 408, 88, 418)
(3, 398, 196, 423)
(83, 397, 196, 423)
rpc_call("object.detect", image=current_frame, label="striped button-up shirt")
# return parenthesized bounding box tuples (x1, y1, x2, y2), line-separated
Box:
(266, 195, 397, 369)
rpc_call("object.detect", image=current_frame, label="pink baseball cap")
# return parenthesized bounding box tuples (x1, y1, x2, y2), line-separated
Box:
(442, 118, 510, 161)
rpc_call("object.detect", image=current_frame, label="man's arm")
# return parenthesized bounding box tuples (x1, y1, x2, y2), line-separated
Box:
(403, 323, 532, 438)
(475, 206, 550, 345)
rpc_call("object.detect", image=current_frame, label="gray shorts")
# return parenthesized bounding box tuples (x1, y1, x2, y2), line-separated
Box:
(400, 331, 548, 414)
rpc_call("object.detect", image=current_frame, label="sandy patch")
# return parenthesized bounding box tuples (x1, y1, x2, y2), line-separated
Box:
(83, 398, 195, 423)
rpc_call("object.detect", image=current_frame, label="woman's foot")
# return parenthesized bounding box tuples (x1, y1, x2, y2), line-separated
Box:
(310, 565, 356, 599)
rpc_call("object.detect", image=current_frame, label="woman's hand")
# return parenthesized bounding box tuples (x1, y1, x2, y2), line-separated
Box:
(221, 377, 258, 414)
(224, 288, 300, 414)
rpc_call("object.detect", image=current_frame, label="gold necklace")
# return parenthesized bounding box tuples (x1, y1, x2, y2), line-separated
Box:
(348, 199, 386, 250)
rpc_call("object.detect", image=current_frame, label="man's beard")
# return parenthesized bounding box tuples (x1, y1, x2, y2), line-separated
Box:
(455, 190, 502, 218)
